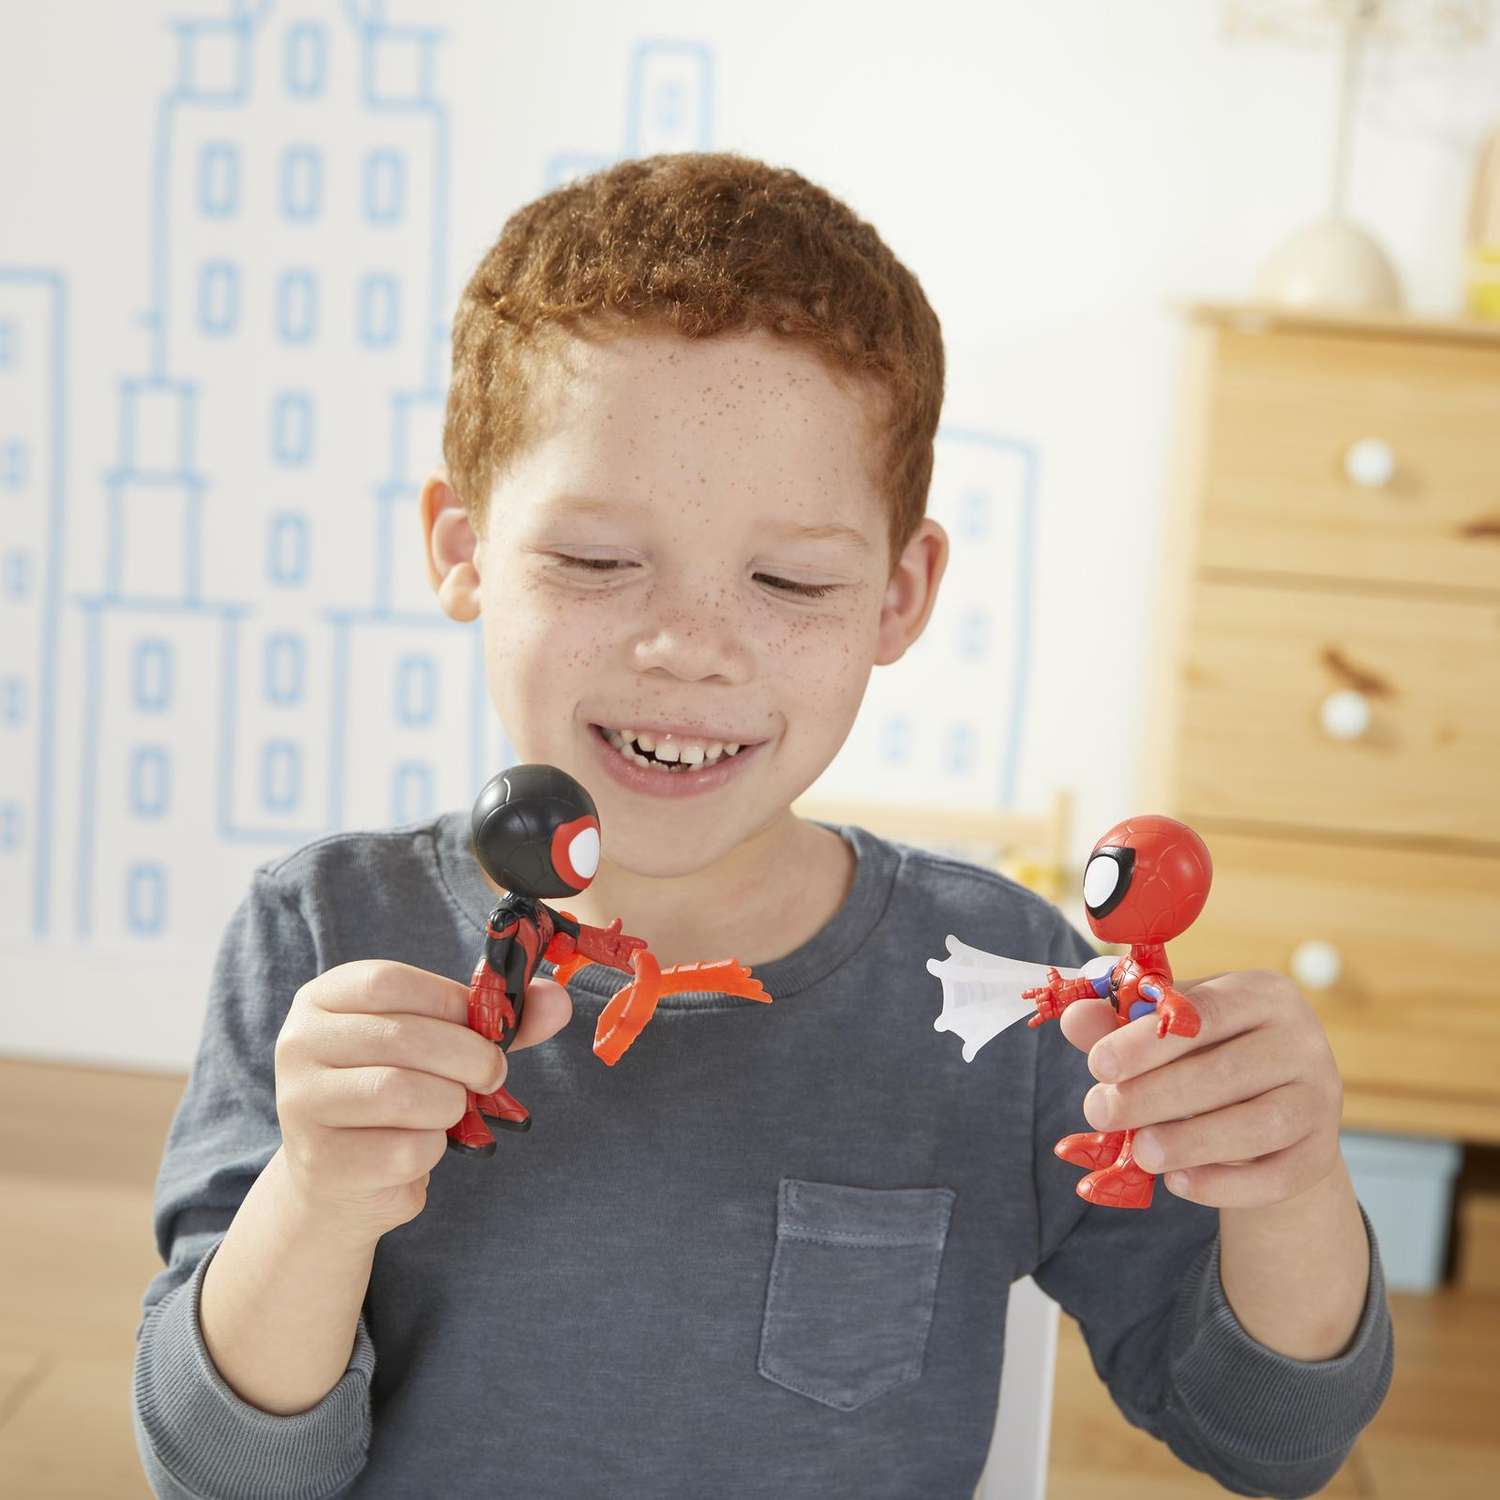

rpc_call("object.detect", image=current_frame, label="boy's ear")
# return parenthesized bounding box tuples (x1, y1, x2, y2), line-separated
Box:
(874, 517, 949, 667)
(420, 467, 482, 622)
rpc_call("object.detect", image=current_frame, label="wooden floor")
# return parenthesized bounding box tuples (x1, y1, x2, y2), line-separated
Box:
(1, 1058, 1495, 1498)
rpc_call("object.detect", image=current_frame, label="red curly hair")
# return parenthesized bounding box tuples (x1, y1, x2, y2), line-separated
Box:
(442, 151, 944, 566)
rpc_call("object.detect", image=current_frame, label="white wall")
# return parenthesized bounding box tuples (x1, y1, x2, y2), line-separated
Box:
(2, 0, 1496, 1070)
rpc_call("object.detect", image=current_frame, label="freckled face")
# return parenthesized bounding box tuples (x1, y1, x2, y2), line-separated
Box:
(473, 326, 895, 878)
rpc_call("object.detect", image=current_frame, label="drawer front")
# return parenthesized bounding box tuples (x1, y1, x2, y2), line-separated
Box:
(1199, 326, 1500, 595)
(1177, 578, 1500, 844)
(1163, 827, 1500, 1110)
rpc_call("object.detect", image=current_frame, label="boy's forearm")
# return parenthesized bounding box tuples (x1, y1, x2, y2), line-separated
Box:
(1217, 1153, 1371, 1361)
(199, 1146, 380, 1416)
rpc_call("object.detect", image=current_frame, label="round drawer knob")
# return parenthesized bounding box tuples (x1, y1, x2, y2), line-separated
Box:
(1344, 437, 1395, 488)
(1320, 689, 1371, 741)
(1290, 940, 1342, 991)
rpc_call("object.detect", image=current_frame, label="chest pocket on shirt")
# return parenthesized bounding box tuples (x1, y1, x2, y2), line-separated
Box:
(756, 1177, 956, 1411)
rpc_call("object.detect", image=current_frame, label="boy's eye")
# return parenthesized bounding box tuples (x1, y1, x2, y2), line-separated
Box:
(754, 573, 838, 600)
(553, 554, 636, 574)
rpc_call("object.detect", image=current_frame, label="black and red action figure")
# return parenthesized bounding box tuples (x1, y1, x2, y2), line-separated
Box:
(447, 764, 769, 1158)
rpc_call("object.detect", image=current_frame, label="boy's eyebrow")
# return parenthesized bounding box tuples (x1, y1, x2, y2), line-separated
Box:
(541, 496, 872, 551)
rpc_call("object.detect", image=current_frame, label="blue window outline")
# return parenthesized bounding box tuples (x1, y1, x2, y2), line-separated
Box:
(198, 142, 239, 217)
(1, 439, 26, 489)
(2, 549, 32, 600)
(0, 801, 21, 851)
(363, 150, 405, 224)
(879, 715, 913, 766)
(198, 260, 239, 335)
(392, 761, 435, 823)
(131, 639, 174, 712)
(0, 675, 25, 727)
(125, 861, 168, 934)
(276, 269, 317, 343)
(393, 655, 436, 727)
(944, 722, 978, 776)
(260, 739, 302, 813)
(263, 632, 306, 705)
(285, 22, 327, 97)
(128, 745, 172, 819)
(0, 320, 15, 366)
(271, 390, 314, 465)
(280, 144, 322, 222)
(956, 608, 990, 661)
(266, 512, 310, 587)
(960, 486, 993, 543)
(357, 274, 399, 348)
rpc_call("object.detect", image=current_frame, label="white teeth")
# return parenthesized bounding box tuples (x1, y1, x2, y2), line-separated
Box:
(600, 723, 752, 770)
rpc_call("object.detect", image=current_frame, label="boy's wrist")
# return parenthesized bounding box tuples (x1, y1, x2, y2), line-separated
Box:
(267, 1146, 391, 1254)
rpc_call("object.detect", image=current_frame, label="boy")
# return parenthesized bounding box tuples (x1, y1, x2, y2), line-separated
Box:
(134, 152, 1392, 1499)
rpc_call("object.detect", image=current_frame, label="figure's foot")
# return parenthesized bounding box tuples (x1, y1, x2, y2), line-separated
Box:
(475, 1084, 532, 1133)
(1076, 1160, 1155, 1210)
(1054, 1131, 1127, 1170)
(446, 1105, 497, 1157)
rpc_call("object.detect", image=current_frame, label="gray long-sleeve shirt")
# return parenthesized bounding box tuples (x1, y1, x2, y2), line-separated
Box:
(133, 813, 1394, 1499)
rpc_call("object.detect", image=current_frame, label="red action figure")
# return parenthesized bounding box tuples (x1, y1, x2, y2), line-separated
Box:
(1023, 814, 1213, 1210)
(447, 764, 769, 1158)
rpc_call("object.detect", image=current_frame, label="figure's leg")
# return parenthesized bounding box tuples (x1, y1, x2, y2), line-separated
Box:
(446, 1089, 497, 1157)
(1054, 1130, 1127, 1170)
(1075, 1127, 1155, 1209)
(474, 1081, 532, 1132)
(468, 956, 531, 1131)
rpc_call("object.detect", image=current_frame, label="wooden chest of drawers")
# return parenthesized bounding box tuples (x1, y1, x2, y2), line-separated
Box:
(1144, 302, 1500, 1143)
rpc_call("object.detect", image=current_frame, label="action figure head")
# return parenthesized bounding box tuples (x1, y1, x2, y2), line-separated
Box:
(471, 764, 602, 899)
(1081, 814, 1213, 946)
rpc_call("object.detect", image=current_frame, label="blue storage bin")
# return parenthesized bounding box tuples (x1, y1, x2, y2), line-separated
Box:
(1341, 1129, 1463, 1293)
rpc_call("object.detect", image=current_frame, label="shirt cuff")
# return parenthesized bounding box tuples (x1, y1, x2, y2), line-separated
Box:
(132, 1237, 376, 1500)
(1168, 1200, 1395, 1468)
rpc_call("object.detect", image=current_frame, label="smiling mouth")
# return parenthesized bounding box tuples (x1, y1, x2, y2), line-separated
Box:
(590, 723, 756, 773)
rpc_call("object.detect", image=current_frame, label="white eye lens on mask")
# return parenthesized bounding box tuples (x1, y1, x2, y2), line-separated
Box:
(569, 827, 600, 879)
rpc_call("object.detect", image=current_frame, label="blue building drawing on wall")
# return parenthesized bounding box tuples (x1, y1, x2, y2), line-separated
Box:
(0, 270, 68, 940)
(61, 6, 1041, 946)
(73, 0, 486, 943)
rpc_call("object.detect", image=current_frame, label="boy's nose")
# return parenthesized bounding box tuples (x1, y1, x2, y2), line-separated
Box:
(630, 616, 753, 684)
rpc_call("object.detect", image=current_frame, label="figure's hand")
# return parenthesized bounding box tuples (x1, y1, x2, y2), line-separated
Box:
(273, 959, 572, 1241)
(1022, 968, 1071, 1027)
(1057, 971, 1345, 1209)
(579, 916, 649, 971)
(1154, 990, 1201, 1039)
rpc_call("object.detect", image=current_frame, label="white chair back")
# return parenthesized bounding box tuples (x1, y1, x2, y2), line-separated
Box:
(974, 1275, 1060, 1500)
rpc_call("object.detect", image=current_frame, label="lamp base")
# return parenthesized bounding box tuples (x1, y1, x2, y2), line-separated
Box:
(1252, 215, 1404, 314)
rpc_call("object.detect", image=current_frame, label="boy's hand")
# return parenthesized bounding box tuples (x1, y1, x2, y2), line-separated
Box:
(1058, 971, 1344, 1209)
(273, 959, 571, 1240)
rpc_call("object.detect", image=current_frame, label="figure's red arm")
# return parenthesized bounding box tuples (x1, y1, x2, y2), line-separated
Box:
(1139, 976, 1200, 1039)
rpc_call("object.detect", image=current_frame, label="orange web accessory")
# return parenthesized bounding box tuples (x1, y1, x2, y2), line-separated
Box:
(582, 952, 771, 1066)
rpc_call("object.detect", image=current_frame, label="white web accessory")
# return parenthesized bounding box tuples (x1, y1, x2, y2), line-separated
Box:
(928, 938, 1114, 1062)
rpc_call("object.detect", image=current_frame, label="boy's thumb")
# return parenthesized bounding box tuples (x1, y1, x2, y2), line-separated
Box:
(509, 976, 573, 1051)
(1058, 998, 1116, 1056)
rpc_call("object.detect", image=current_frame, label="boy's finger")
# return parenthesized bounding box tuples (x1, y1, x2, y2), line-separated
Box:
(1087, 974, 1265, 1084)
(315, 1010, 510, 1095)
(317, 960, 471, 1027)
(506, 977, 573, 1051)
(1058, 999, 1117, 1055)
